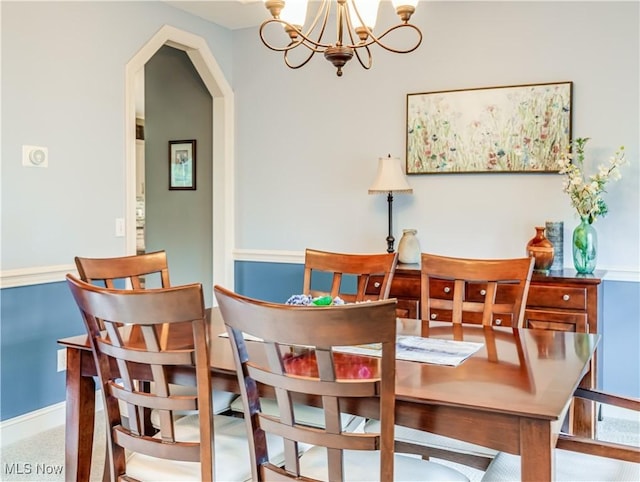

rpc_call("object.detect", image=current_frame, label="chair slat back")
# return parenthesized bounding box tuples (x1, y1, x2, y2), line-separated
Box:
(214, 285, 398, 482)
(421, 253, 534, 328)
(302, 249, 398, 303)
(66, 274, 214, 480)
(75, 250, 170, 290)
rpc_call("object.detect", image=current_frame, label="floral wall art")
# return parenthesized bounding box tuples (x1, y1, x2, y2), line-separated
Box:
(406, 82, 572, 174)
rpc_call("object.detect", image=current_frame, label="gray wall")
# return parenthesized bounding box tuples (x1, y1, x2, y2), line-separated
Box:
(2, 1, 637, 274)
(145, 46, 214, 307)
(0, 1, 232, 269)
(232, 1, 639, 274)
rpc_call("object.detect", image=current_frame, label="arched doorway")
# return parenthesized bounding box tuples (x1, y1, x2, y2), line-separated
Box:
(124, 25, 234, 292)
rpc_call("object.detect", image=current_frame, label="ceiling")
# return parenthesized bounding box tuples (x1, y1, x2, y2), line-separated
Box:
(165, 0, 267, 30)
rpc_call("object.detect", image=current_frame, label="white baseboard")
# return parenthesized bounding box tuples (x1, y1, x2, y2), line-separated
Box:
(0, 402, 66, 447)
(0, 393, 104, 448)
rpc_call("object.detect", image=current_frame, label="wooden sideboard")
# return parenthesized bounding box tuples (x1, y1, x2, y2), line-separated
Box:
(367, 263, 605, 436)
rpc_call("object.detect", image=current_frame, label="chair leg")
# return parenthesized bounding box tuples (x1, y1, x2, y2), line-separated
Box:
(102, 449, 110, 482)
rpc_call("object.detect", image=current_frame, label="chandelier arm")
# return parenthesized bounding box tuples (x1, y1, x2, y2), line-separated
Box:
(278, 1, 334, 72)
(259, 16, 334, 52)
(356, 24, 423, 54)
(300, 0, 332, 48)
(352, 43, 373, 70)
(259, 25, 304, 52)
(283, 48, 319, 70)
(345, 20, 373, 70)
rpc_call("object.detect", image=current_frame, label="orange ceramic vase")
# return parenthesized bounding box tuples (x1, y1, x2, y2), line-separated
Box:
(526, 226, 554, 273)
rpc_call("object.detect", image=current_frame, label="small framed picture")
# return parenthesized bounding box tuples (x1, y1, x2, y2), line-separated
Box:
(169, 139, 196, 190)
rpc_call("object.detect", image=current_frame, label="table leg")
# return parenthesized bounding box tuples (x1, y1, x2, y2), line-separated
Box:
(520, 418, 555, 481)
(65, 347, 96, 482)
(573, 373, 595, 437)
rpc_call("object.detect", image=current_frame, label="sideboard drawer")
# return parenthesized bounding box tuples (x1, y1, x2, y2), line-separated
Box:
(428, 279, 455, 299)
(426, 308, 513, 327)
(525, 309, 588, 332)
(366, 276, 384, 296)
(467, 282, 520, 303)
(391, 275, 422, 298)
(527, 285, 587, 311)
(367, 274, 421, 298)
(396, 299, 419, 319)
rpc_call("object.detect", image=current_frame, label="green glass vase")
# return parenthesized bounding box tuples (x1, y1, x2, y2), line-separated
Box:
(572, 216, 597, 274)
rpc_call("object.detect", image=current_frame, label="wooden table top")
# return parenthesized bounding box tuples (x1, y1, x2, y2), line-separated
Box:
(59, 307, 598, 424)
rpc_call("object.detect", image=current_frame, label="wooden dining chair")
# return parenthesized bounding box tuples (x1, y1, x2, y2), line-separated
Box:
(214, 284, 469, 481)
(366, 252, 535, 471)
(66, 275, 267, 481)
(482, 388, 640, 480)
(74, 251, 238, 419)
(420, 253, 535, 329)
(230, 248, 399, 429)
(302, 248, 399, 302)
(75, 250, 171, 291)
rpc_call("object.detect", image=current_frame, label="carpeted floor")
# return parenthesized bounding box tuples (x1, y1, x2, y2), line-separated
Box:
(1, 410, 638, 481)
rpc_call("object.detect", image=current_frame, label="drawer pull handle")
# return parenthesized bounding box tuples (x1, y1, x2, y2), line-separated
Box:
(374, 282, 381, 288)
(443, 287, 451, 293)
(430, 313, 437, 320)
(480, 289, 486, 296)
(562, 294, 570, 301)
(495, 319, 502, 326)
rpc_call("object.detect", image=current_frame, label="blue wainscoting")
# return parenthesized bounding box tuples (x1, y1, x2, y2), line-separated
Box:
(0, 281, 85, 420)
(1, 262, 638, 422)
(233, 261, 357, 303)
(233, 261, 303, 303)
(601, 280, 640, 398)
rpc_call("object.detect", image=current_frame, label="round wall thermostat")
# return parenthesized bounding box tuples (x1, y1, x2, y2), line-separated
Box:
(29, 149, 46, 165)
(22, 145, 48, 168)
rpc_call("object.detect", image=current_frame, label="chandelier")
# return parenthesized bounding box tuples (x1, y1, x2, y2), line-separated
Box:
(260, 0, 422, 77)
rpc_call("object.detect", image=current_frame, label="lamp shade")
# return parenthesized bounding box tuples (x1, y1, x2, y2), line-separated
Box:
(348, 0, 380, 30)
(368, 156, 413, 194)
(392, 0, 419, 8)
(279, 0, 308, 26)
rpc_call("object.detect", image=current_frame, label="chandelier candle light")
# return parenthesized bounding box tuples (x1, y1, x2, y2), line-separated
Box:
(260, 0, 422, 76)
(369, 155, 413, 253)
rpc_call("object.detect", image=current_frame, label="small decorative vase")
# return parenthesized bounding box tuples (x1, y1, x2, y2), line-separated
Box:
(572, 216, 597, 274)
(545, 221, 564, 271)
(398, 229, 420, 264)
(526, 226, 554, 273)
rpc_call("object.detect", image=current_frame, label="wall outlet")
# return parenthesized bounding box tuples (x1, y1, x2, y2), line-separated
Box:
(57, 348, 67, 372)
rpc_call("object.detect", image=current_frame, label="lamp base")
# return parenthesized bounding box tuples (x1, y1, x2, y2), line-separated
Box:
(386, 192, 395, 253)
(386, 235, 395, 253)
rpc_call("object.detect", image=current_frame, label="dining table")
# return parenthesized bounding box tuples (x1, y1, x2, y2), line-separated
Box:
(58, 308, 598, 482)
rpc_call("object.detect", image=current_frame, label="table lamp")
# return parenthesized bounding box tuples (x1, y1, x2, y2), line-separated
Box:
(368, 155, 413, 253)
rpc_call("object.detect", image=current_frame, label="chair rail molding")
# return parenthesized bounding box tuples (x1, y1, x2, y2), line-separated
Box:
(0, 265, 78, 289)
(0, 258, 637, 288)
(233, 248, 305, 264)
